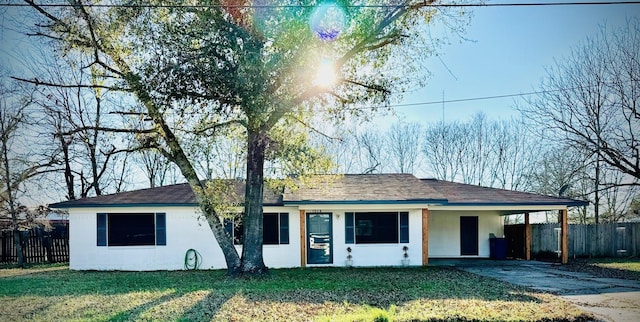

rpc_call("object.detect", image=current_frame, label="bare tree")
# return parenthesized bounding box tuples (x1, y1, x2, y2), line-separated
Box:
(422, 120, 465, 181)
(31, 56, 133, 199)
(491, 118, 540, 190)
(355, 128, 387, 174)
(387, 121, 422, 174)
(134, 148, 171, 188)
(422, 114, 536, 189)
(526, 145, 591, 223)
(459, 113, 493, 185)
(599, 165, 638, 222)
(312, 129, 359, 174)
(520, 20, 640, 222)
(0, 75, 58, 267)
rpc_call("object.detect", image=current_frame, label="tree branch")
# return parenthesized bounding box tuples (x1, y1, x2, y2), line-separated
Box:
(343, 79, 391, 94)
(288, 115, 341, 141)
(60, 126, 154, 136)
(191, 119, 246, 135)
(11, 76, 124, 91)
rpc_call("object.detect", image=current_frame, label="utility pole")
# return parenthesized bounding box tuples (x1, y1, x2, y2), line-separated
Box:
(441, 91, 445, 123)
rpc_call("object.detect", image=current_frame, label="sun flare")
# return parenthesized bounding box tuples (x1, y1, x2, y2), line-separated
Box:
(315, 59, 337, 87)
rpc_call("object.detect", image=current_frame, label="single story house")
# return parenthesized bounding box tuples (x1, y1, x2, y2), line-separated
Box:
(49, 174, 587, 270)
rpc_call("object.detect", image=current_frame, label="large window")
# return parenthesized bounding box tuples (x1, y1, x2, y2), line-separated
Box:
(97, 213, 166, 247)
(225, 213, 289, 245)
(345, 212, 409, 244)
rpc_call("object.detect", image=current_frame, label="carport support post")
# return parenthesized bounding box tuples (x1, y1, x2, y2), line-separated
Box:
(300, 210, 306, 268)
(422, 208, 429, 266)
(560, 209, 568, 264)
(525, 212, 531, 260)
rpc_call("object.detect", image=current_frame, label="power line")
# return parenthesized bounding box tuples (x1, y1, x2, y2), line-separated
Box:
(21, 87, 568, 115)
(2, 1, 640, 8)
(381, 90, 546, 109)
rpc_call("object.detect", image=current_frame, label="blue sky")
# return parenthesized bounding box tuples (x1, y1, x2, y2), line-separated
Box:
(388, 1, 640, 124)
(2, 1, 638, 125)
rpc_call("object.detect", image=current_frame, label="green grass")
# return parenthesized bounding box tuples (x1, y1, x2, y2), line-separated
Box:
(0, 265, 592, 321)
(564, 257, 640, 281)
(591, 257, 640, 272)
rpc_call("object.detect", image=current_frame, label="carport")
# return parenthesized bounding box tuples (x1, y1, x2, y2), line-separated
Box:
(421, 179, 588, 264)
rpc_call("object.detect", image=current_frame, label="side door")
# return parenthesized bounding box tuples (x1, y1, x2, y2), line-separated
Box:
(460, 216, 479, 256)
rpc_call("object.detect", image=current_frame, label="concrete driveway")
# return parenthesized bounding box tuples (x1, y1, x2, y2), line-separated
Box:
(431, 259, 640, 322)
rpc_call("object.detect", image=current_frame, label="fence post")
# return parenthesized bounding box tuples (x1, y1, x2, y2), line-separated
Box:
(44, 232, 53, 263)
(1, 231, 6, 263)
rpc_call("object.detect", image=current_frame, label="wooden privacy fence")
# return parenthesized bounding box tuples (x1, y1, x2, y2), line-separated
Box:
(505, 223, 640, 259)
(0, 225, 69, 264)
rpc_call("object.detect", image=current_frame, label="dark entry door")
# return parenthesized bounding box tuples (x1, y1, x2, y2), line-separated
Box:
(307, 213, 332, 264)
(460, 216, 479, 256)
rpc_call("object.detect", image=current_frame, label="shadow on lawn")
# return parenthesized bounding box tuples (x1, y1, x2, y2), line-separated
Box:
(108, 292, 183, 321)
(0, 266, 543, 301)
(179, 290, 235, 321)
(1, 266, 555, 321)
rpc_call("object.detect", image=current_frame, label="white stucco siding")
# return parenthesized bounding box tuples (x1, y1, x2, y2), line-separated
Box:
(307, 209, 424, 267)
(68, 204, 506, 270)
(428, 210, 504, 258)
(69, 207, 226, 270)
(68, 206, 299, 271)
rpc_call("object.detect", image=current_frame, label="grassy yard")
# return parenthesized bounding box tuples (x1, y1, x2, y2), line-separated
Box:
(564, 257, 640, 281)
(590, 257, 640, 272)
(0, 265, 592, 322)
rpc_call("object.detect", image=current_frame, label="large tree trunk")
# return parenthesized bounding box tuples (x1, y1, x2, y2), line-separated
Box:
(146, 109, 243, 275)
(240, 129, 268, 274)
(198, 200, 242, 274)
(113, 63, 243, 275)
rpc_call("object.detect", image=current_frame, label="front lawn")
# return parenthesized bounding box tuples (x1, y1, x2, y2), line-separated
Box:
(0, 265, 592, 321)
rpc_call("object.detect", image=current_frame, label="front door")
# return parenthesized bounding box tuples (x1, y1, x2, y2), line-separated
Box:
(307, 213, 333, 264)
(460, 216, 479, 256)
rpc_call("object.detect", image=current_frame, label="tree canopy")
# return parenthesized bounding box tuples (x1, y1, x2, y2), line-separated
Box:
(20, 0, 460, 275)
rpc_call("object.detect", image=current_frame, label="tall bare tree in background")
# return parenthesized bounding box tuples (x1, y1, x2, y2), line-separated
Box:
(422, 120, 465, 181)
(0, 75, 58, 267)
(355, 128, 387, 174)
(312, 129, 359, 174)
(185, 124, 247, 181)
(30, 56, 133, 199)
(387, 121, 422, 174)
(134, 148, 172, 188)
(521, 19, 640, 223)
(490, 118, 539, 190)
(526, 145, 591, 222)
(422, 113, 538, 189)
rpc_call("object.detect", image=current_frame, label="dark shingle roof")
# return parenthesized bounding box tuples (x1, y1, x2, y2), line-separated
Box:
(49, 181, 283, 208)
(283, 174, 447, 204)
(420, 179, 587, 207)
(49, 174, 587, 209)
